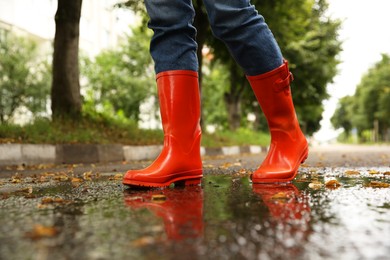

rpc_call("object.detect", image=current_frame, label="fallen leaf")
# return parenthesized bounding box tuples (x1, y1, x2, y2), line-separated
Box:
(368, 170, 379, 175)
(37, 164, 54, 170)
(152, 194, 166, 202)
(43, 172, 56, 177)
(234, 169, 250, 177)
(37, 176, 48, 182)
(113, 173, 123, 179)
(131, 236, 157, 247)
(83, 171, 93, 181)
(11, 178, 21, 184)
(384, 171, 390, 176)
(37, 204, 48, 209)
(25, 224, 59, 239)
(41, 197, 54, 204)
(367, 181, 390, 188)
(309, 181, 323, 189)
(220, 162, 233, 169)
(109, 173, 123, 180)
(325, 179, 342, 188)
(238, 169, 248, 174)
(54, 174, 69, 182)
(19, 186, 33, 194)
(71, 182, 82, 188)
(41, 197, 71, 205)
(345, 170, 360, 176)
(270, 192, 291, 202)
(71, 177, 83, 183)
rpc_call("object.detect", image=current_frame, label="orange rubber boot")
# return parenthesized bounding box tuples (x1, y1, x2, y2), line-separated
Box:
(123, 70, 202, 188)
(247, 61, 308, 183)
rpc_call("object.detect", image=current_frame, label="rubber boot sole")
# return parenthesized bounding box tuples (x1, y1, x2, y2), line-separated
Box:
(123, 170, 203, 188)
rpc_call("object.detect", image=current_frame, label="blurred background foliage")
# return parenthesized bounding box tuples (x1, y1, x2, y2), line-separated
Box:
(0, 35, 51, 124)
(1, 0, 387, 144)
(331, 54, 390, 143)
(81, 27, 155, 122)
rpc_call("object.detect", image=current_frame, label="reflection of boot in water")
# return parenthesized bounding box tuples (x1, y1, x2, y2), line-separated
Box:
(253, 184, 311, 258)
(124, 186, 203, 241)
(252, 184, 310, 223)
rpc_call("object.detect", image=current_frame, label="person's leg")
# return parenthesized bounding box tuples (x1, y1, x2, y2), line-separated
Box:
(202, 0, 283, 75)
(123, 0, 202, 188)
(203, 0, 308, 183)
(145, 0, 198, 73)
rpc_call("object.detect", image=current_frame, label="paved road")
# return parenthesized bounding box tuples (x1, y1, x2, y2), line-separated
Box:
(0, 144, 389, 260)
(1, 144, 389, 177)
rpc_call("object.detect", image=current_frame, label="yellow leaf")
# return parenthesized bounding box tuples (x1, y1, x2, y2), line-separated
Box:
(110, 173, 123, 180)
(368, 170, 379, 175)
(309, 182, 323, 189)
(152, 194, 166, 202)
(367, 181, 390, 188)
(345, 170, 360, 176)
(83, 171, 93, 181)
(11, 178, 21, 183)
(270, 192, 290, 202)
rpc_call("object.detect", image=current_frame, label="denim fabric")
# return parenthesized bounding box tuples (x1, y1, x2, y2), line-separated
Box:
(145, 0, 283, 76)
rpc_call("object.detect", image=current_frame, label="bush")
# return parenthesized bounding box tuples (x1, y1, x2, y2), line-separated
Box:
(0, 33, 51, 123)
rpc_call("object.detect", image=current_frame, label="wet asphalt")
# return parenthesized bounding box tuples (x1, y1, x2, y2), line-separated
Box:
(0, 145, 389, 260)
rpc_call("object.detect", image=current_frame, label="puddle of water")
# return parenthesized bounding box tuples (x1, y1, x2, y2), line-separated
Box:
(0, 167, 389, 259)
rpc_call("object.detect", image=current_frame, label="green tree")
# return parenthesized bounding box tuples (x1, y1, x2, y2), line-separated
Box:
(0, 34, 50, 123)
(81, 27, 154, 121)
(285, 0, 341, 135)
(208, 0, 341, 134)
(202, 60, 229, 130)
(354, 54, 390, 141)
(331, 95, 354, 137)
(332, 54, 390, 142)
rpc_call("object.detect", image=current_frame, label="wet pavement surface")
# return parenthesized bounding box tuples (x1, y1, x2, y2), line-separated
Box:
(1, 145, 390, 259)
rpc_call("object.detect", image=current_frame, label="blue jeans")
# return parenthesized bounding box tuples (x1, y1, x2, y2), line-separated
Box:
(145, 0, 283, 76)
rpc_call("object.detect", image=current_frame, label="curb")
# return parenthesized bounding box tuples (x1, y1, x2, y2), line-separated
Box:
(0, 144, 268, 166)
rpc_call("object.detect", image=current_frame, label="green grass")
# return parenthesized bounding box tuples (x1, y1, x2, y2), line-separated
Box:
(0, 117, 163, 145)
(0, 117, 270, 147)
(202, 128, 270, 147)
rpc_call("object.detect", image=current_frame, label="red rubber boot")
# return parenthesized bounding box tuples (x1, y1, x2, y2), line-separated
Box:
(123, 70, 202, 187)
(247, 61, 308, 183)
